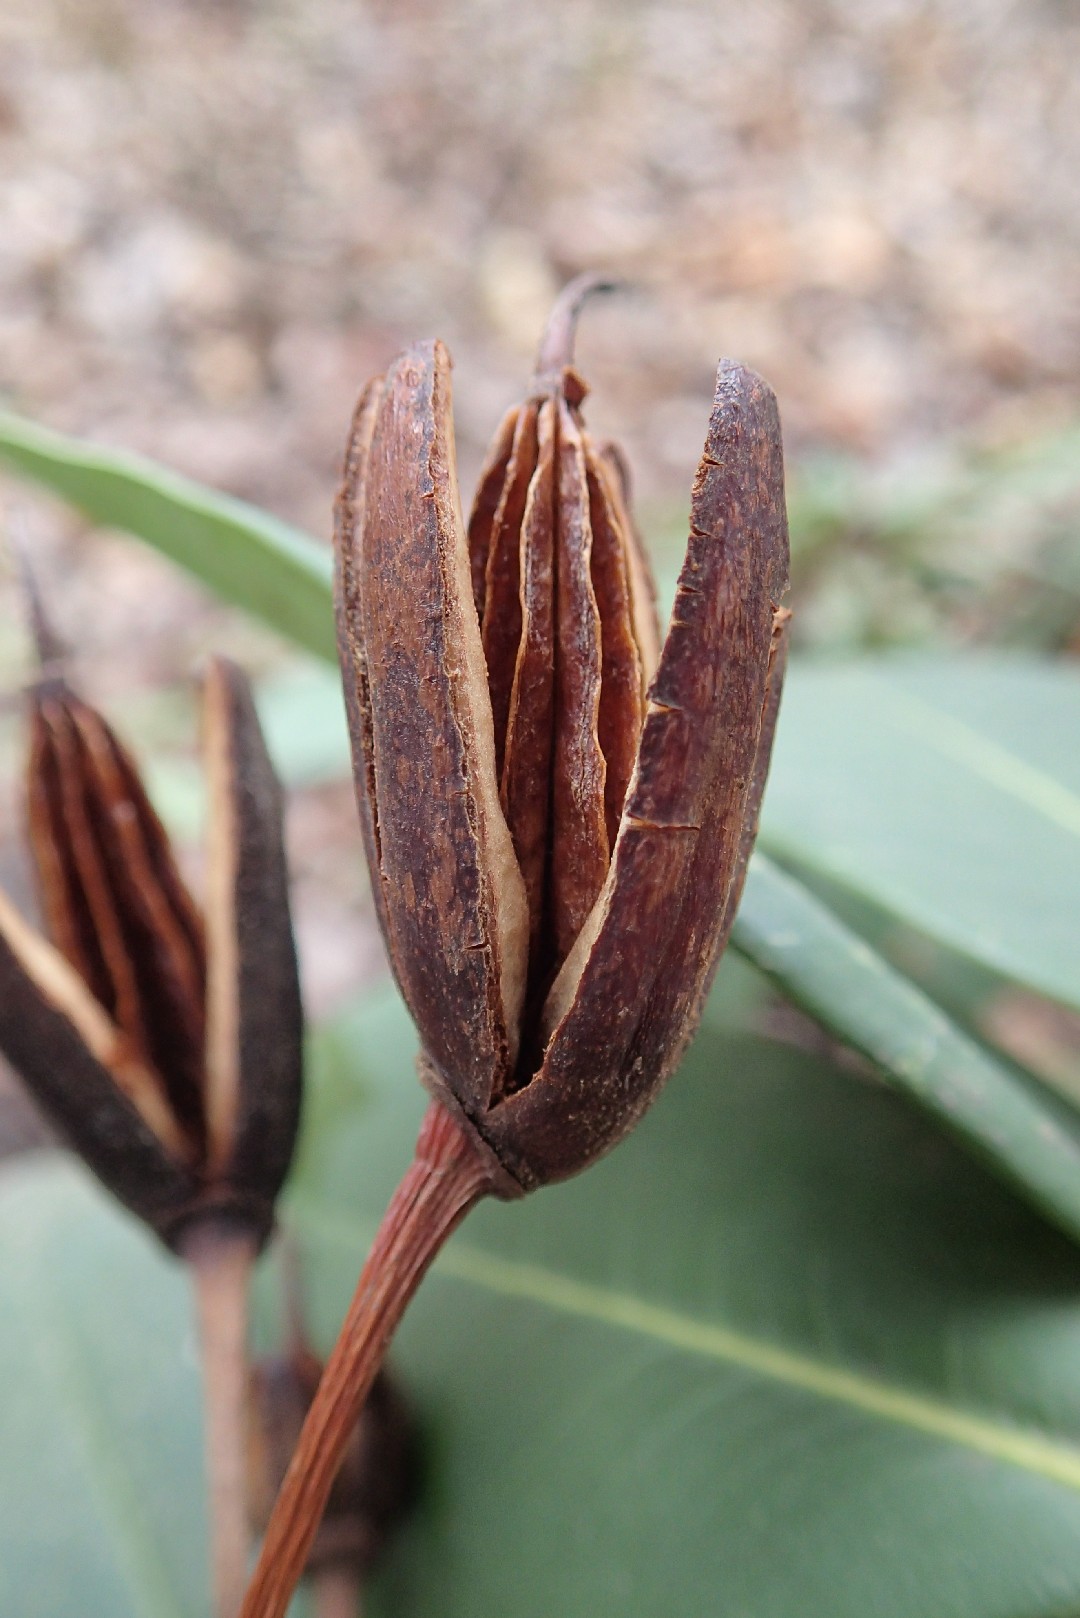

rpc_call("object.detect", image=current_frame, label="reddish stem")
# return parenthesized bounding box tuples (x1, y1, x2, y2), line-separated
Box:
(239, 1101, 496, 1618)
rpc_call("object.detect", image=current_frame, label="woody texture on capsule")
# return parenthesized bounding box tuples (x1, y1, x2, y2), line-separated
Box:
(0, 617, 303, 1253)
(336, 274, 790, 1187)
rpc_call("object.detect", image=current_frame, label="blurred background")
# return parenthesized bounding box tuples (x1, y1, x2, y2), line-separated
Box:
(0, 0, 1078, 1142)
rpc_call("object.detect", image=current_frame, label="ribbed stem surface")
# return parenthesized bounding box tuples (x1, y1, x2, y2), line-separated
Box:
(240, 1101, 494, 1618)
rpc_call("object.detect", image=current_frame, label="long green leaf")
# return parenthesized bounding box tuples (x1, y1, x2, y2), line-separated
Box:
(733, 855, 1080, 1243)
(297, 1000, 1080, 1616)
(11, 998, 1080, 1614)
(761, 654, 1080, 1014)
(0, 410, 334, 660)
(0, 1163, 206, 1618)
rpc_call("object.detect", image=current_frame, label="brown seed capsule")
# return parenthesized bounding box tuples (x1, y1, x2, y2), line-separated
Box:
(236, 288, 792, 1618)
(335, 277, 790, 1190)
(0, 657, 303, 1249)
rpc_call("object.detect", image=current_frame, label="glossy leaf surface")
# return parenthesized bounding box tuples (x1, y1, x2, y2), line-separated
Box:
(288, 997, 1080, 1617)
(0, 1160, 207, 1618)
(761, 653, 1080, 1014)
(732, 856, 1080, 1244)
(7, 996, 1080, 1615)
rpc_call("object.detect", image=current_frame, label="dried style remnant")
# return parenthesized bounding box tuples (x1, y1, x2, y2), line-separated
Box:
(335, 276, 791, 1187)
(0, 658, 303, 1249)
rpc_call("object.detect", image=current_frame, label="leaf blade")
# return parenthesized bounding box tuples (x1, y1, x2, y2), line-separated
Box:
(10, 999, 1080, 1616)
(0, 410, 335, 661)
(291, 995, 1080, 1618)
(760, 654, 1080, 1014)
(733, 853, 1080, 1245)
(0, 1161, 207, 1618)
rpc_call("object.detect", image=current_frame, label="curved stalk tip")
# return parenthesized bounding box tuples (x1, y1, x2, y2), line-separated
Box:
(533, 273, 619, 382)
(6, 522, 67, 677)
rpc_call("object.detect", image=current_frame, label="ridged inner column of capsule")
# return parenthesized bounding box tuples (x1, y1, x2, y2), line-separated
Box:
(467, 372, 650, 1005)
(27, 687, 208, 1150)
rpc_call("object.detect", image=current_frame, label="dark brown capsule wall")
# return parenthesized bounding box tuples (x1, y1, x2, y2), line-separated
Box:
(27, 684, 207, 1152)
(466, 377, 656, 995)
(472, 360, 790, 1188)
(0, 662, 304, 1251)
(202, 657, 304, 1215)
(0, 922, 201, 1233)
(336, 335, 789, 1194)
(335, 342, 528, 1116)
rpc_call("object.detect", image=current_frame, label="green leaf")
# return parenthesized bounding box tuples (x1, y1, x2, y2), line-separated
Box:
(0, 1160, 206, 1618)
(761, 653, 1080, 1014)
(10, 998, 1080, 1615)
(0, 411, 334, 661)
(733, 855, 1080, 1245)
(291, 1001, 1080, 1616)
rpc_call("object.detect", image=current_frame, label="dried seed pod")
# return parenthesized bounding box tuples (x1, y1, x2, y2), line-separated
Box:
(0, 657, 303, 1248)
(241, 284, 792, 1618)
(335, 278, 790, 1189)
(248, 1353, 414, 1577)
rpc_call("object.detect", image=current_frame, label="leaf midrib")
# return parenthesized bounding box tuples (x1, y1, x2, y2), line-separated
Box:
(291, 1196, 1080, 1494)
